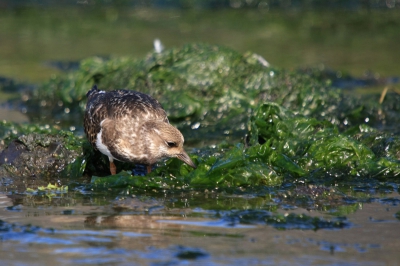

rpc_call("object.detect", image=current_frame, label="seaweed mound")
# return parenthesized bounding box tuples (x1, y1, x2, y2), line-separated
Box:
(2, 43, 399, 192)
(24, 43, 400, 145)
(247, 102, 400, 181)
(92, 102, 400, 192)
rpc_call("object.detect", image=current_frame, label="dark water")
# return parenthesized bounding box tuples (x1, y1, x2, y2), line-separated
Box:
(1, 189, 400, 265)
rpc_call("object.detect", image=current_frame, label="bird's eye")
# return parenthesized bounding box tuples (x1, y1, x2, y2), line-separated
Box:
(166, 142, 176, 148)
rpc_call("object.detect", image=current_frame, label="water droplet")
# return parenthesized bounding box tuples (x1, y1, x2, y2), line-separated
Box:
(22, 94, 29, 101)
(191, 122, 200, 129)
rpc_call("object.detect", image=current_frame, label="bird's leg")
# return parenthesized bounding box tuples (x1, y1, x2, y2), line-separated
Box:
(110, 161, 117, 175)
(147, 165, 152, 174)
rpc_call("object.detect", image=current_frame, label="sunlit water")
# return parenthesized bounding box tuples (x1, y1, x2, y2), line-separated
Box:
(1, 190, 399, 265)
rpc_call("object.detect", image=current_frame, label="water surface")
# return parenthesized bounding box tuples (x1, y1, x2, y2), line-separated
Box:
(1, 188, 400, 265)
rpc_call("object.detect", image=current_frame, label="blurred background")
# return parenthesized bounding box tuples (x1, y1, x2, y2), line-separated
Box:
(0, 0, 399, 83)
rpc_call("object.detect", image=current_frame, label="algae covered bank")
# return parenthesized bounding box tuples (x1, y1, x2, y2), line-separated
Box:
(0, 43, 399, 193)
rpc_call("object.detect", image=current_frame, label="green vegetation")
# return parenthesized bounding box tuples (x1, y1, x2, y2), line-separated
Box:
(24, 43, 400, 141)
(1, 43, 399, 192)
(92, 101, 400, 191)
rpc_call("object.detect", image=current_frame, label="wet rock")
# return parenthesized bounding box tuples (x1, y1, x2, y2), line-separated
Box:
(0, 132, 85, 192)
(0, 140, 26, 165)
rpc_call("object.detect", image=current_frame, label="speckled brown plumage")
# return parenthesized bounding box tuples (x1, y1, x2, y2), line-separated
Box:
(84, 85, 196, 175)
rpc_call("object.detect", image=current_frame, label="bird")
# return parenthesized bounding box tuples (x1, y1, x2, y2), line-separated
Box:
(83, 85, 197, 175)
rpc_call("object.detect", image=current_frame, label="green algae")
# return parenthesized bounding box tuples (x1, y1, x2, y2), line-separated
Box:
(248, 102, 400, 181)
(24, 43, 400, 146)
(2, 43, 400, 193)
(91, 142, 282, 191)
(90, 101, 400, 192)
(345, 124, 400, 160)
(26, 183, 69, 200)
(25, 44, 274, 142)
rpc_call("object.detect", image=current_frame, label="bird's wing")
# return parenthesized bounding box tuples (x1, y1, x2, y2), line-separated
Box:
(108, 91, 169, 123)
(84, 94, 109, 148)
(84, 90, 169, 149)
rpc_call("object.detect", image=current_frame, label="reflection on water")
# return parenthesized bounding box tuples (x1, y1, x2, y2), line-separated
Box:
(0, 189, 399, 265)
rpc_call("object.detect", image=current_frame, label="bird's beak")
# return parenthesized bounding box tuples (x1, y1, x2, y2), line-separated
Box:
(177, 151, 197, 169)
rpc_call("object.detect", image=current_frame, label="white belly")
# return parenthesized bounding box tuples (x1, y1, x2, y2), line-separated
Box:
(96, 129, 117, 161)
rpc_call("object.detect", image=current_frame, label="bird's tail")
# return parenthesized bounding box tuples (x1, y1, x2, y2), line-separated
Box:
(86, 85, 99, 98)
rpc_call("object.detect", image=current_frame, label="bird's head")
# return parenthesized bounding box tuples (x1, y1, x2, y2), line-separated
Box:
(142, 121, 197, 169)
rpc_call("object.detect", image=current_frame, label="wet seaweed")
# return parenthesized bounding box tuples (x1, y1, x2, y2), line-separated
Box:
(22, 43, 400, 145)
(1, 43, 399, 194)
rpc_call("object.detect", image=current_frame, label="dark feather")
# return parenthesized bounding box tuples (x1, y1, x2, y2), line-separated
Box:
(83, 86, 168, 150)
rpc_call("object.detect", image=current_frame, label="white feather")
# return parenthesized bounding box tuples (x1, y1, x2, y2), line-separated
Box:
(96, 128, 116, 161)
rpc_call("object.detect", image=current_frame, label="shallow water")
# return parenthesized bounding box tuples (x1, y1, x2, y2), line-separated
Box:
(1, 6, 400, 84)
(1, 188, 400, 265)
